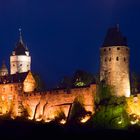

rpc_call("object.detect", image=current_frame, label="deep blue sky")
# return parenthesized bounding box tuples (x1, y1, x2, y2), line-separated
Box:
(0, 0, 140, 88)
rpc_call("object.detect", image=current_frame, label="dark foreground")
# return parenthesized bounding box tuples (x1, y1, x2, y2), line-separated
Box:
(0, 119, 139, 140)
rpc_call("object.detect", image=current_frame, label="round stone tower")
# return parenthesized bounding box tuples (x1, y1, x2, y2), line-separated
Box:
(100, 26, 130, 97)
(10, 29, 31, 74)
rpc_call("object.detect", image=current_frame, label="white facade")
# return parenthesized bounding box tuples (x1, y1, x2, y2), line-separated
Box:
(10, 55, 31, 74)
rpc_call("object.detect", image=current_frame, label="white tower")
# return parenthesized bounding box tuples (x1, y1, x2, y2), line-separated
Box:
(10, 29, 31, 74)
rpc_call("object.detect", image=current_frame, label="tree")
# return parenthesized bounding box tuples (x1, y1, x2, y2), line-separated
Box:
(130, 72, 140, 94)
(33, 73, 46, 91)
(92, 96, 129, 129)
(72, 70, 95, 87)
(96, 82, 115, 105)
(57, 76, 72, 89)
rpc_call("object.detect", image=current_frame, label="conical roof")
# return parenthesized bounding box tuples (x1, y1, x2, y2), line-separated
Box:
(13, 29, 29, 55)
(102, 25, 127, 47)
(0, 61, 8, 76)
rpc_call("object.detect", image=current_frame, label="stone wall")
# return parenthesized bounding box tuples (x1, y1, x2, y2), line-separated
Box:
(21, 84, 96, 123)
(100, 46, 130, 97)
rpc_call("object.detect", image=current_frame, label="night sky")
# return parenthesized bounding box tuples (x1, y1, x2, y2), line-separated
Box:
(0, 0, 140, 88)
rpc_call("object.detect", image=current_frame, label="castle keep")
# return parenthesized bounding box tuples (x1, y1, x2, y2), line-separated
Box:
(100, 26, 130, 97)
(0, 26, 137, 124)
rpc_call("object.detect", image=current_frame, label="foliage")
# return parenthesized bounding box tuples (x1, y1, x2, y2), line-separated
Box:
(92, 96, 130, 129)
(58, 76, 72, 89)
(57, 70, 95, 88)
(69, 99, 92, 124)
(72, 70, 95, 87)
(130, 72, 140, 94)
(96, 83, 115, 104)
(33, 73, 46, 91)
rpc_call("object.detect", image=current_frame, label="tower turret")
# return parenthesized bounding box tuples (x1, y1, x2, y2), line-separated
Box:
(100, 25, 130, 97)
(0, 61, 8, 76)
(10, 29, 31, 74)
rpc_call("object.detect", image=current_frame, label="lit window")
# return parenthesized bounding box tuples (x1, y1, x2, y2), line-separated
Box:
(8, 95, 13, 100)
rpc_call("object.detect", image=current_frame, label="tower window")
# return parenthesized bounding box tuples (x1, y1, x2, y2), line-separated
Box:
(13, 64, 15, 67)
(109, 57, 111, 61)
(104, 49, 106, 52)
(116, 57, 119, 61)
(109, 48, 111, 51)
(124, 57, 126, 61)
(105, 57, 107, 62)
(20, 64, 22, 66)
(117, 47, 120, 50)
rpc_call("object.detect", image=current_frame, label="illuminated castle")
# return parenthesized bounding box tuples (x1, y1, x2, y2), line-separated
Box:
(0, 26, 136, 124)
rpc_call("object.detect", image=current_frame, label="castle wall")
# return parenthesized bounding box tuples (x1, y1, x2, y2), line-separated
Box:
(0, 83, 22, 116)
(21, 84, 96, 122)
(100, 46, 130, 97)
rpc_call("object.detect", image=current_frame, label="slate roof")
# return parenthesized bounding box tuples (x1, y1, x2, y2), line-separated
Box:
(13, 41, 28, 55)
(0, 72, 29, 84)
(102, 26, 127, 47)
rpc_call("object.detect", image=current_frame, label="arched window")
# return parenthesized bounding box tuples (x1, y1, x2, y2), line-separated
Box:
(116, 57, 119, 61)
(117, 47, 120, 50)
(109, 57, 111, 61)
(105, 57, 107, 62)
(104, 49, 106, 52)
(124, 57, 126, 61)
(109, 48, 111, 51)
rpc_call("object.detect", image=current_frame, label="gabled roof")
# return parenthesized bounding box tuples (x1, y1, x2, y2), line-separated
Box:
(0, 71, 29, 84)
(102, 26, 127, 47)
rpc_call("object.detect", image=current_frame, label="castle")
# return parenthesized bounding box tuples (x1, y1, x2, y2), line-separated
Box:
(0, 26, 134, 124)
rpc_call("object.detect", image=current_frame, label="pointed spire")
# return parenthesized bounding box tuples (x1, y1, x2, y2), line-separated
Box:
(19, 28, 23, 44)
(0, 60, 8, 76)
